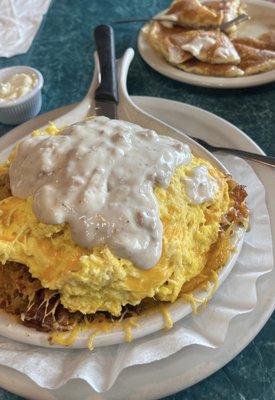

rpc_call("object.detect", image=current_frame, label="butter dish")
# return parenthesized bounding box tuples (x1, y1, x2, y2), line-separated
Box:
(0, 66, 43, 125)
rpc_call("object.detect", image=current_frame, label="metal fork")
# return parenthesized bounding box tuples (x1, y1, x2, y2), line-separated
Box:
(191, 137, 275, 168)
(113, 13, 249, 32)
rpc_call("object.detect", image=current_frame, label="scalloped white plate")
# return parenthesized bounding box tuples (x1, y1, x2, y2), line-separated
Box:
(137, 0, 275, 88)
(0, 99, 246, 349)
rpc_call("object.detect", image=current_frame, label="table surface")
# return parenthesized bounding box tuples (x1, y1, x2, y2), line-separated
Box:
(0, 1, 275, 399)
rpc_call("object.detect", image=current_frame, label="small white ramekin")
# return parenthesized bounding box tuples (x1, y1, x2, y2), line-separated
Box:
(0, 66, 44, 125)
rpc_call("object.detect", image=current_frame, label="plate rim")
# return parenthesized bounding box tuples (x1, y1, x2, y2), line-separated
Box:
(137, 0, 275, 89)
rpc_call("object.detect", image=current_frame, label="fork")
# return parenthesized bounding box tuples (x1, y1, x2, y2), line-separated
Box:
(191, 137, 275, 168)
(113, 13, 249, 33)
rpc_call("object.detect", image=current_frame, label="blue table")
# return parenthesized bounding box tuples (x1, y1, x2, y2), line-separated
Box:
(0, 1, 274, 399)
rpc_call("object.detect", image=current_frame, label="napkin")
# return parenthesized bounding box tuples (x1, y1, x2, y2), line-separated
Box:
(0, 155, 273, 392)
(0, 0, 51, 58)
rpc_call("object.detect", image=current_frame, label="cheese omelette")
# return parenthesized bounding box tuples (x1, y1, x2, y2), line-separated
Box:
(0, 120, 248, 344)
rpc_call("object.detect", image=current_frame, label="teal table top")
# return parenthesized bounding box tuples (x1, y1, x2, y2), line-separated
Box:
(0, 1, 274, 399)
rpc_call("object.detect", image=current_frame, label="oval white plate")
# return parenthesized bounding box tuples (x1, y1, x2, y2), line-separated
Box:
(137, 0, 275, 88)
(0, 101, 247, 349)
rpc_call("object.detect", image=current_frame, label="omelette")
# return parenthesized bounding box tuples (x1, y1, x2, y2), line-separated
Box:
(0, 117, 248, 344)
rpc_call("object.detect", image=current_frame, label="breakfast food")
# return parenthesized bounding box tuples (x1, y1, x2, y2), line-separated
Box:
(177, 58, 243, 77)
(232, 41, 275, 76)
(0, 117, 248, 346)
(143, 0, 275, 77)
(204, 0, 245, 29)
(165, 0, 224, 26)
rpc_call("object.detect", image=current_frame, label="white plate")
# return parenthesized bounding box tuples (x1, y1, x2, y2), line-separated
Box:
(0, 96, 274, 400)
(0, 98, 246, 349)
(137, 0, 275, 88)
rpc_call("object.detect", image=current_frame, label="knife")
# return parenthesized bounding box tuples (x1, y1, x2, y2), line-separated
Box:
(94, 24, 118, 119)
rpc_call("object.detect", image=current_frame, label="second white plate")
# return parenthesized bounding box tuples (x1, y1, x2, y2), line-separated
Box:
(137, 0, 275, 88)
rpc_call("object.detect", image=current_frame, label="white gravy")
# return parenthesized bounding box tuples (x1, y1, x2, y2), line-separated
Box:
(9, 117, 192, 269)
(183, 165, 218, 204)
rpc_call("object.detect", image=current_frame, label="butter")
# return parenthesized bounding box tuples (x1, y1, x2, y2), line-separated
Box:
(0, 73, 38, 102)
